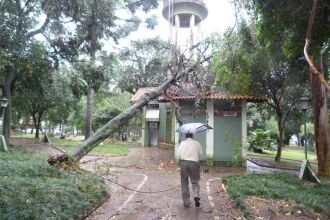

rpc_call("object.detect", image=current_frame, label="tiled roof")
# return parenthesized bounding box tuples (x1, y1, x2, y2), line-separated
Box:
(158, 91, 267, 102)
(131, 87, 156, 102)
(131, 87, 267, 103)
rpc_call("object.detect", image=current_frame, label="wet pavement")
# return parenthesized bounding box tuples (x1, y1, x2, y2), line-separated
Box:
(81, 147, 249, 220)
(247, 160, 299, 175)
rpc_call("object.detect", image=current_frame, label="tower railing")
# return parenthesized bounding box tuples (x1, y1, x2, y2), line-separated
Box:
(163, 0, 206, 8)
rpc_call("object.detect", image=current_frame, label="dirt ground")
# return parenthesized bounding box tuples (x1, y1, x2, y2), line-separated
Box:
(10, 139, 326, 220)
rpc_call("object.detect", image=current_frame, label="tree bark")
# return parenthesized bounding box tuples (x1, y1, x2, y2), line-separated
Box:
(32, 112, 42, 139)
(303, 0, 330, 177)
(275, 112, 285, 162)
(3, 68, 15, 144)
(72, 77, 175, 161)
(311, 66, 330, 177)
(35, 112, 43, 139)
(84, 87, 94, 139)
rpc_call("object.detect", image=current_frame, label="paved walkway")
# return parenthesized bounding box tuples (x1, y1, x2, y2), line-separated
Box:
(82, 147, 246, 220)
(247, 160, 299, 175)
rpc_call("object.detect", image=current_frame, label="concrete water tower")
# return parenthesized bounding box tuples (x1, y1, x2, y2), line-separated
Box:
(162, 0, 208, 49)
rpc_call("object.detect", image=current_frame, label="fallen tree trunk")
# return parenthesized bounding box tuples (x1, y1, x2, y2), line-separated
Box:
(47, 77, 175, 165)
(72, 77, 175, 162)
(48, 56, 208, 165)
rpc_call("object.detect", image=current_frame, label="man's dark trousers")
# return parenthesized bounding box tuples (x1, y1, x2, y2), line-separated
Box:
(180, 160, 200, 206)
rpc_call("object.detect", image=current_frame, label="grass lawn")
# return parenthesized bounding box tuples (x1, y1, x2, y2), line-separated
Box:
(247, 148, 317, 161)
(93, 144, 129, 156)
(49, 138, 81, 154)
(247, 147, 318, 170)
(11, 132, 36, 139)
(0, 147, 108, 219)
(249, 155, 319, 171)
(223, 173, 330, 219)
(49, 138, 129, 156)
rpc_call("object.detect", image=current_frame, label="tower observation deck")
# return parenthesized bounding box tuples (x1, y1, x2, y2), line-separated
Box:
(162, 0, 208, 28)
(162, 0, 208, 49)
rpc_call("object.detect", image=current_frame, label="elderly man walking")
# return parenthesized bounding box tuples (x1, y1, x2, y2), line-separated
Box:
(177, 133, 203, 207)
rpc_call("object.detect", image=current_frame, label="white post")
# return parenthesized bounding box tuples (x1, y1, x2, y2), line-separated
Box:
(197, 22, 202, 44)
(206, 100, 214, 166)
(241, 101, 247, 166)
(168, 2, 173, 45)
(141, 107, 147, 147)
(167, 13, 174, 79)
(189, 14, 195, 58)
(175, 14, 180, 49)
(173, 103, 180, 161)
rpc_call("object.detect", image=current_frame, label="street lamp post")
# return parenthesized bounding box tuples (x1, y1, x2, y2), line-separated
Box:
(298, 96, 320, 183)
(0, 97, 8, 151)
(299, 97, 310, 160)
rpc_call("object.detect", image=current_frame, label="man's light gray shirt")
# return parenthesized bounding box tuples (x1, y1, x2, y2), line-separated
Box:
(178, 138, 203, 162)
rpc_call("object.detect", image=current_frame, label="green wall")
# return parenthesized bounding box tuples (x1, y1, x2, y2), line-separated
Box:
(214, 116, 242, 161)
(158, 103, 166, 142)
(178, 98, 207, 161)
(165, 107, 173, 144)
(158, 103, 173, 144)
(156, 100, 243, 164)
(180, 115, 207, 160)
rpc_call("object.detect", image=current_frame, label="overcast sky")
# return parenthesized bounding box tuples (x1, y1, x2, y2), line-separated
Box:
(114, 0, 236, 49)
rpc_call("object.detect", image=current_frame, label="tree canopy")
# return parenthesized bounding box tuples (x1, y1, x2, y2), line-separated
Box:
(118, 37, 169, 94)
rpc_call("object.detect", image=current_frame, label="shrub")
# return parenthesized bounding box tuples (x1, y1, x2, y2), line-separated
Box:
(248, 129, 276, 152)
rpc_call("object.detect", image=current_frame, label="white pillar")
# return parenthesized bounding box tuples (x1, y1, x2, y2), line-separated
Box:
(175, 15, 180, 49)
(141, 107, 148, 147)
(241, 101, 247, 166)
(206, 100, 214, 166)
(189, 14, 195, 58)
(173, 103, 180, 161)
(167, 14, 174, 79)
(197, 22, 202, 44)
(167, 0, 173, 44)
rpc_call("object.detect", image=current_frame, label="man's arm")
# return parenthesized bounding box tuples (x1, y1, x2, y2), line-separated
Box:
(177, 143, 182, 159)
(197, 142, 203, 157)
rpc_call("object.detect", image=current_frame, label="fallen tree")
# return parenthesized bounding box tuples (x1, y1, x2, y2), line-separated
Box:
(48, 45, 211, 166)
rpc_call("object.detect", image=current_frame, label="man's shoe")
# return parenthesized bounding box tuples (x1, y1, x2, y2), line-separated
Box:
(194, 197, 200, 207)
(183, 202, 190, 208)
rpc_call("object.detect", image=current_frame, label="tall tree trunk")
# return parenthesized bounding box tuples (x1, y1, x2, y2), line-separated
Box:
(303, 0, 330, 177)
(311, 65, 330, 177)
(32, 113, 41, 139)
(35, 124, 40, 139)
(275, 112, 285, 162)
(3, 69, 15, 144)
(72, 77, 176, 161)
(34, 112, 43, 139)
(32, 113, 37, 137)
(84, 86, 94, 140)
